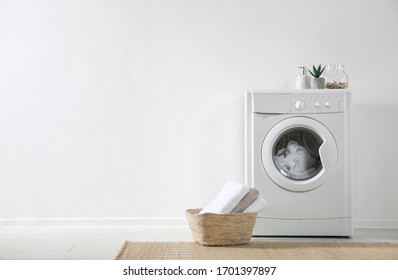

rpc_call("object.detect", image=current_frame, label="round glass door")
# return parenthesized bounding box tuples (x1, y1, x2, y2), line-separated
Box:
(262, 117, 338, 192)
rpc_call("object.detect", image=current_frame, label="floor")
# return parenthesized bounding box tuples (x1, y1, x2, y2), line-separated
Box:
(0, 227, 397, 260)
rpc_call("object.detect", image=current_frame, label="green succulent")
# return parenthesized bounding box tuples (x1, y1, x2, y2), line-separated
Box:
(308, 64, 326, 78)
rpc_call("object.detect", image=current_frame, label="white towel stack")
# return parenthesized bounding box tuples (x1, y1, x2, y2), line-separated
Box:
(242, 197, 268, 213)
(199, 181, 268, 215)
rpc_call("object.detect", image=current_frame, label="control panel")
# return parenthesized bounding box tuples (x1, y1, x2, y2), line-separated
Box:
(291, 92, 345, 113)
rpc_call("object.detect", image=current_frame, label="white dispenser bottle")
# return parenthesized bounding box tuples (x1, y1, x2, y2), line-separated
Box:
(296, 67, 310, 89)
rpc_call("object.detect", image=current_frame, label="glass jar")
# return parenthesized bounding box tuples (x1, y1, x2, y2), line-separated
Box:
(324, 64, 348, 89)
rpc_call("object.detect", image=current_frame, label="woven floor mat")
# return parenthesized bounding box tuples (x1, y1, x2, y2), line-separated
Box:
(115, 241, 398, 260)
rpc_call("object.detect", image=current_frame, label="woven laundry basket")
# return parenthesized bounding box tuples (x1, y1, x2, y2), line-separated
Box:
(185, 208, 257, 246)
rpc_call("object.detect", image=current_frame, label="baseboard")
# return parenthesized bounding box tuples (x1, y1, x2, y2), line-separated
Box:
(1, 217, 397, 229)
(353, 219, 398, 229)
(0, 217, 187, 228)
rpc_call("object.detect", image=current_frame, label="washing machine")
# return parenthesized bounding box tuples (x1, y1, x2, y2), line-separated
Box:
(245, 89, 352, 236)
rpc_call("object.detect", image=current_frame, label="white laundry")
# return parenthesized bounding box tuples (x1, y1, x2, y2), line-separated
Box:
(273, 140, 316, 179)
(242, 197, 268, 213)
(199, 181, 249, 214)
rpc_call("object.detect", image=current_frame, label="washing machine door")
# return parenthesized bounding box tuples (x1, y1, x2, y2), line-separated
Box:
(261, 116, 338, 192)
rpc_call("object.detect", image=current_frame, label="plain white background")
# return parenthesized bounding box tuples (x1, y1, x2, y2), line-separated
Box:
(0, 0, 397, 227)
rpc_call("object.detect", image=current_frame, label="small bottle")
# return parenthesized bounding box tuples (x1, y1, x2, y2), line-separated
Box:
(296, 67, 310, 89)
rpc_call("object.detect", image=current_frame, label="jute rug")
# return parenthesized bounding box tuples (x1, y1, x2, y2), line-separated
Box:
(115, 241, 398, 260)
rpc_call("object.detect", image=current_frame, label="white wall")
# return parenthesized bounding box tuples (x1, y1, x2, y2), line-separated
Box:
(0, 0, 397, 227)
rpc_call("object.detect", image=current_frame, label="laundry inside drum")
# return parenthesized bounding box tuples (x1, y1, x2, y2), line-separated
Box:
(272, 128, 323, 180)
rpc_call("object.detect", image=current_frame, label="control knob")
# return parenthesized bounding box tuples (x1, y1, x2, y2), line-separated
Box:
(294, 100, 306, 111)
(324, 101, 332, 108)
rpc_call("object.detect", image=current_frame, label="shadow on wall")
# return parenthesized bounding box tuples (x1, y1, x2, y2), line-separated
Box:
(352, 103, 398, 220)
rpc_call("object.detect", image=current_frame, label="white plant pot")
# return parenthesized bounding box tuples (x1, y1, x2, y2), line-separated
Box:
(310, 77, 325, 89)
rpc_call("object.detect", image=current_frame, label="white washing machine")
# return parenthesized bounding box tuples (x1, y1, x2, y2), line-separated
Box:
(245, 89, 352, 236)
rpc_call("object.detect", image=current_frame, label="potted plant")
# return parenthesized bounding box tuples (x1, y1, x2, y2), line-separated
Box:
(308, 64, 326, 89)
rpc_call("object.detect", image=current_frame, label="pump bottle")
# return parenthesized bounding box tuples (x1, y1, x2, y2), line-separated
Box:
(296, 67, 310, 89)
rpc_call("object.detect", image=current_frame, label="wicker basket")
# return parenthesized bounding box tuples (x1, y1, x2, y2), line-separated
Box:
(185, 208, 257, 246)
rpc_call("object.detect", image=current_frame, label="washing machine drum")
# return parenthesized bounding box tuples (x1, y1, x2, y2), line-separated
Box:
(262, 117, 338, 192)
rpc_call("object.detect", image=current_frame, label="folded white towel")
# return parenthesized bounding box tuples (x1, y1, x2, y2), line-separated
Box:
(199, 181, 250, 214)
(242, 197, 268, 213)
